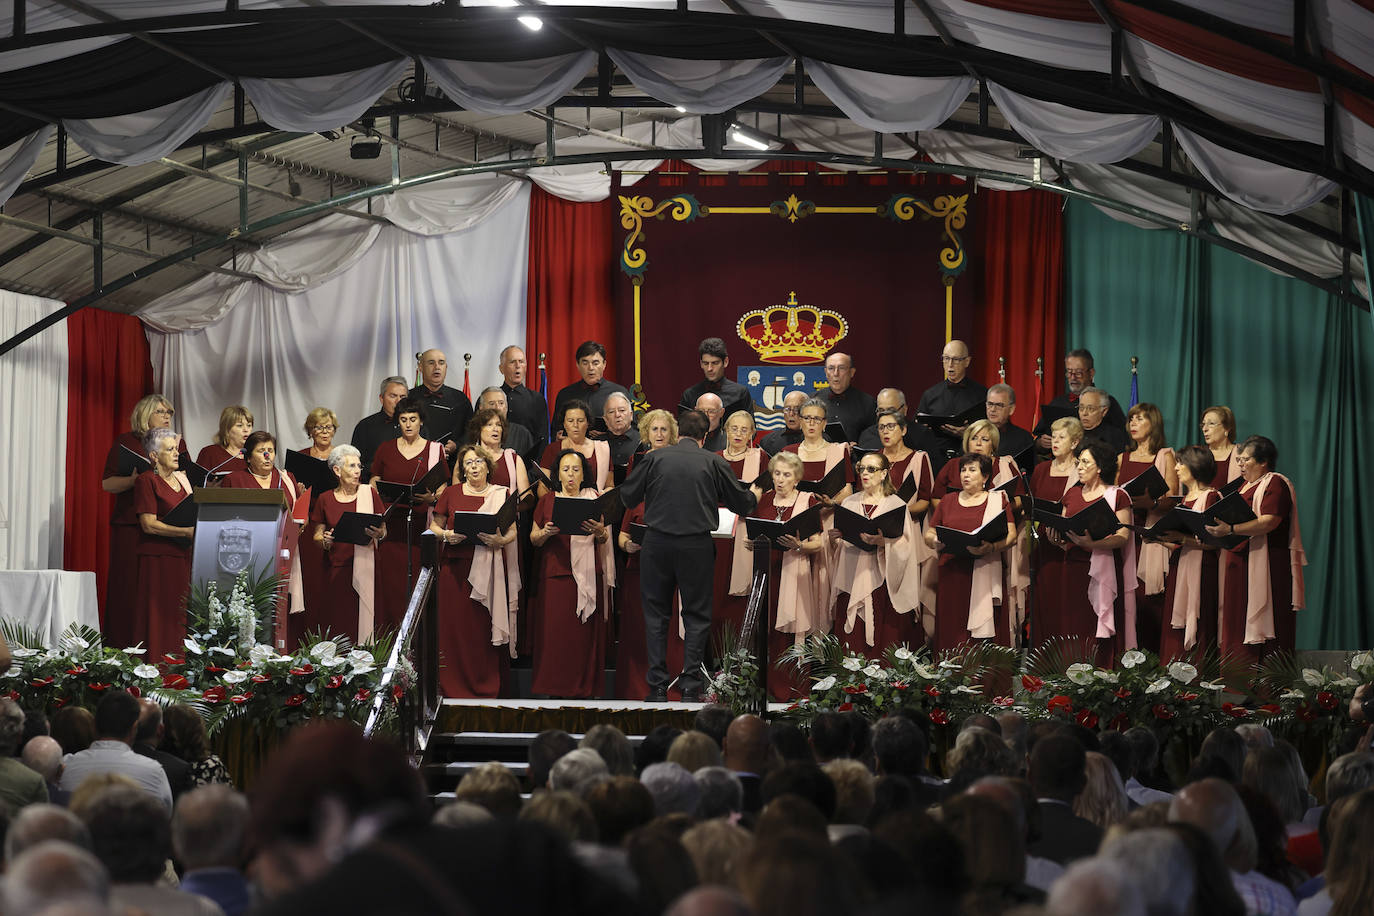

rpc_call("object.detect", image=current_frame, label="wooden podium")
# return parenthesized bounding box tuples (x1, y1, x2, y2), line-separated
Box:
(190, 487, 297, 650)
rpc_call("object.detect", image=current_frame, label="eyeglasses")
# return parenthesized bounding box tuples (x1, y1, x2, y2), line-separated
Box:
(985, 401, 1010, 409)
(1065, 368, 1090, 377)
(941, 356, 969, 364)
(800, 415, 827, 424)
(1199, 420, 1221, 429)
(1236, 454, 1256, 464)
(876, 422, 901, 432)
(462, 458, 487, 467)
(152, 407, 174, 416)
(782, 407, 801, 415)
(857, 465, 886, 474)
(1078, 403, 1107, 413)
(312, 424, 336, 432)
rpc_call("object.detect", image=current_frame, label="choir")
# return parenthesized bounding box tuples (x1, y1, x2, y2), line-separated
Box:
(99, 341, 1306, 699)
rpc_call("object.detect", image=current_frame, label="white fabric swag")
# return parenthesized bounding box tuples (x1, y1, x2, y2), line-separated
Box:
(802, 60, 973, 133)
(0, 127, 55, 208)
(605, 50, 790, 114)
(1173, 128, 1336, 217)
(62, 83, 231, 167)
(242, 61, 409, 132)
(421, 52, 597, 116)
(987, 84, 1160, 164)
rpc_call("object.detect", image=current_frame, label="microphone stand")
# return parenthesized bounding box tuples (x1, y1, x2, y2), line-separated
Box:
(403, 451, 428, 606)
(204, 448, 243, 485)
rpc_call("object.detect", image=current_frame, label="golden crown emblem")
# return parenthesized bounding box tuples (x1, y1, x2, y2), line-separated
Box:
(736, 292, 848, 365)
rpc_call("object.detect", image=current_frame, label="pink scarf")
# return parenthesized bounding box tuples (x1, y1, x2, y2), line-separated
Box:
(500, 448, 520, 495)
(966, 492, 1009, 639)
(353, 485, 378, 642)
(465, 487, 522, 657)
(895, 452, 940, 625)
(1136, 448, 1175, 595)
(1244, 473, 1307, 645)
(591, 440, 611, 491)
(566, 488, 616, 621)
(769, 492, 822, 642)
(727, 448, 766, 596)
(1169, 489, 1212, 650)
(830, 493, 921, 646)
(1086, 487, 1137, 645)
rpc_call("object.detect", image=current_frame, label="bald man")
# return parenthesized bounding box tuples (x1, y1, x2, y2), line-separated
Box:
(818, 352, 876, 442)
(759, 390, 807, 455)
(695, 392, 726, 451)
(722, 714, 770, 814)
(410, 348, 474, 454)
(917, 339, 986, 459)
(855, 387, 943, 454)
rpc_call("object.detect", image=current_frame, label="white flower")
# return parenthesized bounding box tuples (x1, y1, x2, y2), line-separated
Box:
(222, 670, 248, 684)
(347, 649, 374, 665)
(310, 641, 339, 661)
(64, 636, 90, 650)
(1302, 668, 1325, 687)
(1281, 689, 1306, 700)
(953, 685, 983, 695)
(842, 657, 863, 671)
(1351, 652, 1372, 670)
(121, 646, 147, 655)
(1199, 681, 1226, 691)
(1168, 662, 1198, 685)
(1092, 669, 1119, 683)
(1146, 678, 1172, 694)
(11, 648, 40, 659)
(324, 655, 349, 668)
(249, 645, 277, 664)
(95, 656, 124, 668)
(913, 664, 938, 680)
(1120, 650, 1146, 669)
(939, 660, 961, 670)
(349, 662, 375, 677)
(1333, 676, 1358, 687)
(862, 665, 887, 680)
(893, 646, 913, 661)
(209, 646, 236, 656)
(1066, 663, 1095, 686)
(813, 675, 837, 692)
(133, 664, 160, 679)
(183, 638, 204, 655)
(4, 666, 21, 678)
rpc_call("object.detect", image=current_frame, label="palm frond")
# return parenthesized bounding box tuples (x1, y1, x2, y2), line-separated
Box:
(58, 623, 105, 655)
(781, 633, 847, 675)
(937, 641, 1020, 680)
(1253, 649, 1304, 694)
(0, 619, 48, 651)
(296, 628, 357, 657)
(1022, 636, 1096, 677)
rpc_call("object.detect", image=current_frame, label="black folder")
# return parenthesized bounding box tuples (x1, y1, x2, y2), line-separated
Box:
(1034, 498, 1124, 540)
(1122, 464, 1170, 501)
(375, 462, 449, 504)
(627, 522, 648, 545)
(743, 504, 824, 549)
(896, 473, 919, 503)
(285, 450, 335, 495)
(822, 419, 849, 444)
(796, 461, 848, 498)
(833, 503, 907, 552)
(551, 489, 623, 532)
(161, 493, 198, 529)
(178, 455, 229, 488)
(1218, 476, 1244, 497)
(118, 444, 152, 477)
(1197, 491, 1257, 548)
(936, 512, 1010, 559)
(914, 401, 986, 432)
(1031, 403, 1077, 437)
(612, 464, 630, 487)
(742, 470, 773, 492)
(333, 511, 384, 545)
(449, 493, 518, 539)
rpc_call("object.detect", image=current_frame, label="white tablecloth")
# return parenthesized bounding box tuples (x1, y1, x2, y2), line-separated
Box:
(0, 570, 100, 646)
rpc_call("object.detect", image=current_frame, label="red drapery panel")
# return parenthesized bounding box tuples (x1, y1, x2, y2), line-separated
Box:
(63, 308, 154, 612)
(972, 188, 1065, 423)
(525, 186, 618, 400)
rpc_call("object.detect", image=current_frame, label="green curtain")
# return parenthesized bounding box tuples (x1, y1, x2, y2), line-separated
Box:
(1065, 200, 1374, 650)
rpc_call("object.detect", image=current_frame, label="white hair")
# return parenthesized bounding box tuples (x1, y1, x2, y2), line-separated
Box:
(1046, 858, 1147, 916)
(2, 841, 109, 916)
(1100, 828, 1195, 916)
(327, 444, 361, 471)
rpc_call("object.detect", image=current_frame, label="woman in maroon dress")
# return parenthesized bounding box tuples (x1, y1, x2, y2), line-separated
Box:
(221, 431, 300, 494)
(132, 428, 195, 659)
(1158, 446, 1221, 660)
(1052, 441, 1136, 666)
(101, 394, 187, 647)
(539, 399, 610, 493)
(370, 398, 446, 634)
(745, 451, 827, 699)
(469, 408, 529, 498)
(783, 398, 853, 506)
(195, 405, 253, 477)
(530, 450, 614, 698)
(877, 409, 937, 632)
(926, 453, 1019, 651)
(1029, 417, 1083, 646)
(1201, 405, 1243, 488)
(827, 453, 924, 659)
(292, 408, 338, 646)
(715, 410, 767, 650)
(311, 445, 385, 642)
(1206, 436, 1306, 661)
(932, 420, 1019, 509)
(429, 445, 519, 698)
(1118, 403, 1179, 655)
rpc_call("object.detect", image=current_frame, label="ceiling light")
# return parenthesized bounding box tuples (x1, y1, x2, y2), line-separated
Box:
(674, 105, 687, 113)
(729, 127, 770, 151)
(518, 14, 542, 30)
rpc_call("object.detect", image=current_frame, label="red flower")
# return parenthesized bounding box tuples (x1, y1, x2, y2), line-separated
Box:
(354, 688, 371, 703)
(1021, 674, 1045, 693)
(4, 690, 19, 701)
(29, 676, 53, 688)
(285, 694, 306, 707)
(53, 697, 68, 709)
(204, 665, 225, 673)
(65, 667, 87, 675)
(326, 675, 344, 689)
(392, 684, 405, 701)
(237, 661, 252, 669)
(230, 692, 253, 705)
(1258, 703, 1282, 715)
(891, 681, 909, 690)
(289, 664, 314, 676)
(930, 708, 950, 726)
(785, 703, 800, 711)
(1075, 708, 1099, 729)
(1152, 703, 1176, 720)
(1108, 714, 1130, 731)
(162, 673, 189, 690)
(836, 702, 854, 712)
(1114, 688, 1132, 699)
(251, 674, 271, 683)
(843, 685, 868, 695)
(202, 686, 227, 704)
(993, 696, 1015, 707)
(1297, 705, 1317, 722)
(1047, 695, 1073, 714)
(125, 686, 140, 698)
(1222, 702, 1250, 718)
(1317, 691, 1338, 710)
(923, 685, 941, 698)
(1176, 692, 1199, 702)
(88, 683, 110, 692)
(162, 654, 181, 664)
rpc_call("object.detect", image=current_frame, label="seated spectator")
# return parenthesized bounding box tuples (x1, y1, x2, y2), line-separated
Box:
(455, 762, 523, 818)
(132, 699, 191, 799)
(768, 722, 814, 764)
(1242, 747, 1317, 876)
(869, 809, 968, 911)
(641, 762, 700, 817)
(1097, 731, 1139, 799)
(1235, 724, 1275, 754)
(582, 724, 635, 777)
(50, 706, 96, 756)
(823, 759, 875, 839)
(0, 699, 48, 815)
(667, 731, 723, 773)
(738, 831, 860, 916)
(968, 775, 1064, 893)
(1236, 785, 1306, 896)
(18, 708, 49, 752)
(942, 792, 1045, 912)
(1296, 751, 1374, 903)
(944, 725, 1017, 792)
(680, 819, 752, 886)
(518, 790, 598, 844)
(626, 822, 698, 915)
(4, 804, 90, 864)
(20, 736, 68, 806)
(1027, 733, 1103, 865)
(1123, 726, 1174, 801)
(68, 773, 140, 818)
(584, 775, 655, 848)
(666, 885, 750, 916)
(2, 840, 110, 916)
(58, 692, 172, 813)
(1163, 821, 1246, 916)
(872, 715, 942, 807)
(1074, 751, 1130, 830)
(174, 785, 253, 916)
(752, 795, 830, 844)
(163, 704, 231, 788)
(692, 766, 743, 820)
(1312, 788, 1374, 916)
(692, 706, 733, 750)
(1100, 827, 1196, 916)
(761, 762, 837, 822)
(722, 715, 772, 815)
(1046, 858, 1147, 916)
(636, 725, 684, 775)
(80, 785, 225, 915)
(431, 800, 494, 830)
(1198, 727, 1248, 784)
(528, 729, 578, 793)
(550, 749, 610, 794)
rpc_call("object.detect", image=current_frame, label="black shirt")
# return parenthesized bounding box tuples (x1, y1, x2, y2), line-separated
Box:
(918, 377, 987, 458)
(995, 422, 1037, 464)
(410, 383, 474, 444)
(1080, 421, 1130, 455)
(758, 427, 803, 456)
(351, 409, 401, 475)
(604, 427, 642, 468)
(619, 440, 757, 536)
(819, 386, 877, 442)
(494, 422, 537, 462)
(702, 427, 726, 453)
(502, 382, 549, 457)
(553, 378, 632, 426)
(682, 377, 754, 421)
(1048, 391, 1128, 432)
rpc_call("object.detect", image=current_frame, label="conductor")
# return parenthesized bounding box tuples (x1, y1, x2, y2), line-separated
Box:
(619, 409, 758, 702)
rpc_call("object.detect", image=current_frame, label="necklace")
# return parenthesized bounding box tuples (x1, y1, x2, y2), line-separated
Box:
(723, 445, 749, 460)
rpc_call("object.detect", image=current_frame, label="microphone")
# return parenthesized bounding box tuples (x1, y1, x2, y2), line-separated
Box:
(205, 449, 242, 485)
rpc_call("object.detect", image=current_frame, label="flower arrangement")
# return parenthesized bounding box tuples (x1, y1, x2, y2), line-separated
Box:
(1251, 651, 1365, 753)
(703, 627, 764, 715)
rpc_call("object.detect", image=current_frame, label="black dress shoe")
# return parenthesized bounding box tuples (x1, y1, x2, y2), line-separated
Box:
(678, 690, 702, 703)
(644, 687, 668, 702)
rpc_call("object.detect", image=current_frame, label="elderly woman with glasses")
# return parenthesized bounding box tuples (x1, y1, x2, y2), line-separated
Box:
(291, 408, 339, 643)
(311, 444, 385, 642)
(782, 397, 854, 506)
(1199, 405, 1243, 487)
(1205, 436, 1307, 660)
(133, 427, 196, 659)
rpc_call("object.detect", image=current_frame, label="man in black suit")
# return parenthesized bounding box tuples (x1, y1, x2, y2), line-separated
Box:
(722, 714, 770, 815)
(986, 382, 1036, 466)
(410, 348, 474, 457)
(1076, 387, 1129, 454)
(552, 340, 631, 429)
(918, 339, 987, 460)
(1027, 732, 1103, 865)
(132, 699, 190, 800)
(498, 345, 549, 458)
(855, 387, 943, 455)
(872, 714, 945, 809)
(681, 337, 753, 421)
(1038, 348, 1127, 450)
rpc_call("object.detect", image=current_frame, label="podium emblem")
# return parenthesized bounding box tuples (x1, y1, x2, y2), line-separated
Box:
(217, 526, 253, 574)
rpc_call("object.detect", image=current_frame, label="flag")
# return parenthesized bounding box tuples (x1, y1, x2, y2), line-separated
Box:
(539, 360, 551, 439)
(1031, 358, 1044, 432)
(463, 366, 471, 401)
(1129, 367, 1139, 408)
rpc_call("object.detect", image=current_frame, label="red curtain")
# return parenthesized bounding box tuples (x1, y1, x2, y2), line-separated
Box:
(63, 308, 154, 612)
(972, 188, 1065, 423)
(525, 186, 618, 400)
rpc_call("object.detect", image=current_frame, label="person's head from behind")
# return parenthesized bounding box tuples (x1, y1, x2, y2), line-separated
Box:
(528, 729, 577, 791)
(692, 705, 732, 749)
(1074, 750, 1130, 829)
(583, 775, 655, 847)
(940, 792, 1026, 889)
(517, 790, 597, 845)
(2, 840, 109, 916)
(1241, 745, 1307, 825)
(173, 784, 248, 873)
(0, 698, 27, 756)
(760, 763, 836, 822)
(1029, 732, 1087, 802)
(1167, 777, 1257, 873)
(823, 759, 874, 826)
(581, 724, 635, 776)
(548, 748, 608, 794)
(946, 725, 1016, 780)
(1099, 827, 1196, 916)
(692, 767, 743, 820)
(722, 714, 770, 775)
(78, 786, 170, 884)
(21, 736, 64, 787)
(676, 409, 710, 444)
(161, 703, 211, 763)
(871, 715, 928, 778)
(640, 762, 700, 817)
(1046, 857, 1147, 916)
(667, 730, 723, 773)
(1198, 727, 1246, 784)
(809, 712, 853, 762)
(5, 805, 90, 866)
(680, 819, 752, 887)
(1324, 788, 1374, 908)
(92, 692, 140, 743)
(738, 831, 858, 916)
(456, 762, 523, 819)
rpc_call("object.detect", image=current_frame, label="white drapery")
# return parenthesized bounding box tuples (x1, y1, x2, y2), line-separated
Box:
(422, 53, 597, 116)
(802, 60, 973, 133)
(62, 83, 232, 166)
(241, 61, 410, 133)
(0, 289, 68, 571)
(0, 127, 54, 208)
(986, 84, 1160, 164)
(144, 184, 531, 456)
(605, 51, 790, 114)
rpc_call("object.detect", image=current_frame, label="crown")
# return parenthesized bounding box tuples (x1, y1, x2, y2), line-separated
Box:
(736, 292, 848, 365)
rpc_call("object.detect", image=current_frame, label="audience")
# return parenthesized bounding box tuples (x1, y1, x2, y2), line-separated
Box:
(4, 804, 90, 864)
(528, 729, 578, 792)
(2, 840, 111, 916)
(20, 735, 68, 806)
(1074, 750, 1131, 829)
(640, 762, 701, 817)
(173, 785, 253, 916)
(692, 766, 744, 820)
(667, 730, 723, 773)
(49, 706, 96, 755)
(132, 699, 192, 799)
(582, 724, 636, 777)
(692, 706, 733, 749)
(1028, 733, 1103, 865)
(58, 692, 173, 812)
(0, 699, 48, 814)
(455, 761, 523, 818)
(550, 748, 610, 794)
(722, 715, 771, 814)
(1046, 857, 1147, 916)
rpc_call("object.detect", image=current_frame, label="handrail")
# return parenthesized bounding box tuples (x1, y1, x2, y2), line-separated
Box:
(364, 538, 440, 756)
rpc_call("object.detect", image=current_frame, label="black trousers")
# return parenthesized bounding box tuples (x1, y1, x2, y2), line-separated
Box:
(640, 530, 714, 693)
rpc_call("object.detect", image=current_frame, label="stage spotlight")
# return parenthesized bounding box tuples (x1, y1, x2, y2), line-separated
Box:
(518, 14, 542, 30)
(350, 137, 383, 160)
(729, 125, 770, 151)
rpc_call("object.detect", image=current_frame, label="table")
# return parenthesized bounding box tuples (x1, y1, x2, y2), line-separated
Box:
(0, 570, 100, 646)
